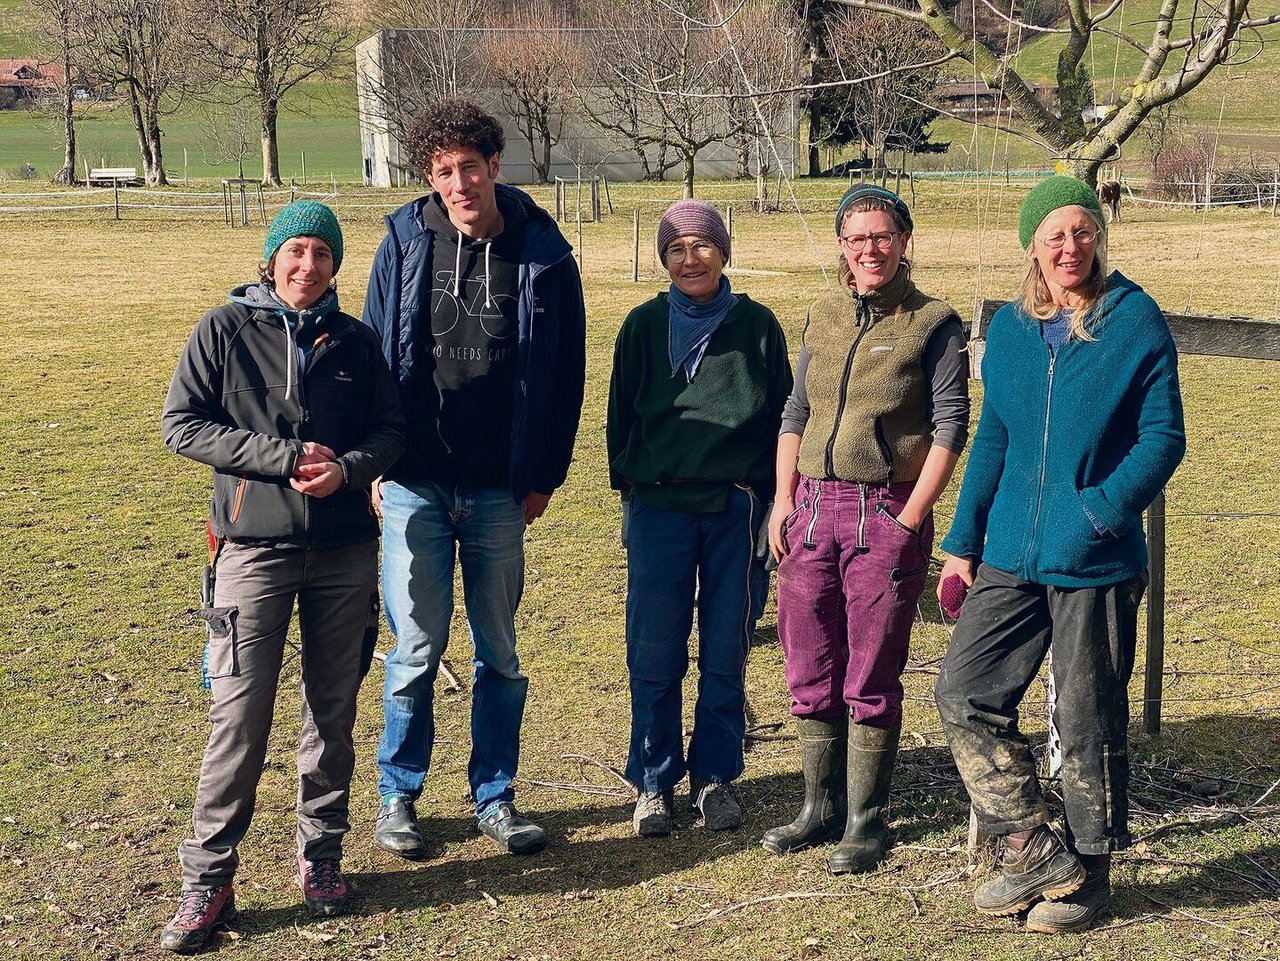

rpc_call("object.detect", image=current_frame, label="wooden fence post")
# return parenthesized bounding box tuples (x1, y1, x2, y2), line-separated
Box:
(1143, 489, 1167, 736)
(632, 208, 640, 283)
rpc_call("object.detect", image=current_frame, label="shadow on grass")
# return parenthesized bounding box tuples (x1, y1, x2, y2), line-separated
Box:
(230, 714, 1277, 936)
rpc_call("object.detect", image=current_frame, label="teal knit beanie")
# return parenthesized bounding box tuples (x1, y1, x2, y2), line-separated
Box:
(1018, 176, 1105, 249)
(835, 185, 913, 234)
(264, 200, 344, 273)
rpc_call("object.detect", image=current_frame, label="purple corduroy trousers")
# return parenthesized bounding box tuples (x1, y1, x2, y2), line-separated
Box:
(776, 475, 932, 728)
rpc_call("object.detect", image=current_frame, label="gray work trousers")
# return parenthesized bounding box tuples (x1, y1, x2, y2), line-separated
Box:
(934, 563, 1145, 855)
(179, 540, 377, 890)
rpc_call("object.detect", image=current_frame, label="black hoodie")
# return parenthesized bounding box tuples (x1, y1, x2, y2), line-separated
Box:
(407, 193, 527, 487)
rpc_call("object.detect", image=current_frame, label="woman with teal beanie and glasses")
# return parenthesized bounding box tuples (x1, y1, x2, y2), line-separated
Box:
(159, 201, 404, 950)
(934, 177, 1185, 932)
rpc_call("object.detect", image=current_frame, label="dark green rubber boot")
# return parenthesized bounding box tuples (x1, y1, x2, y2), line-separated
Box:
(827, 723, 899, 874)
(761, 716, 847, 855)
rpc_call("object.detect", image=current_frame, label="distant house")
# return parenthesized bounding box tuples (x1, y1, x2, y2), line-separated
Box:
(0, 60, 66, 101)
(935, 80, 1059, 117)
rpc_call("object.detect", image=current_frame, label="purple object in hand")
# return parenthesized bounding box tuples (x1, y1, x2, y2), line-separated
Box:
(940, 574, 969, 619)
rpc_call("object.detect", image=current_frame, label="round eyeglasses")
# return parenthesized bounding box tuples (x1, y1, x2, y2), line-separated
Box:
(664, 241, 719, 264)
(1037, 228, 1100, 249)
(838, 231, 899, 252)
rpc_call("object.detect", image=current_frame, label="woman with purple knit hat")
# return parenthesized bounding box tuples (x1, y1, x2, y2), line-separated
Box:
(607, 199, 793, 837)
(763, 185, 970, 873)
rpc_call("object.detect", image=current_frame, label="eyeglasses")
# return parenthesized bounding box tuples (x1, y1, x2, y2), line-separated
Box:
(664, 241, 719, 264)
(838, 231, 899, 252)
(1037, 228, 1100, 249)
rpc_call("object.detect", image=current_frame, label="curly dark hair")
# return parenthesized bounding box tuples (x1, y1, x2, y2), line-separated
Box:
(404, 98, 505, 176)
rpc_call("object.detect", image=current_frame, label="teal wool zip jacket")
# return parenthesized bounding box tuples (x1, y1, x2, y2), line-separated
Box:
(941, 272, 1186, 588)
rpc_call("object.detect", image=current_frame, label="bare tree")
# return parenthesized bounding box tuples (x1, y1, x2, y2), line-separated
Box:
(204, 102, 258, 179)
(190, 0, 352, 186)
(824, 8, 945, 173)
(25, 0, 89, 184)
(77, 0, 205, 185)
(585, 0, 747, 197)
(482, 1, 581, 183)
(831, 0, 1280, 184)
(359, 0, 493, 146)
(570, 1, 672, 180)
(717, 1, 803, 179)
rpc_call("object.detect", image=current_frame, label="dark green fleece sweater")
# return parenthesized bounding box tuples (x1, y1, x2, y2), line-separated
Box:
(606, 292, 793, 512)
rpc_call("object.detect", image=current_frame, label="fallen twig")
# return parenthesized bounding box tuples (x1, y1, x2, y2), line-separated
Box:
(671, 891, 863, 929)
(561, 753, 635, 795)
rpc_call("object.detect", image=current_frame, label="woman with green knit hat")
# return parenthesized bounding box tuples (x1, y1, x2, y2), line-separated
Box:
(934, 176, 1185, 932)
(763, 185, 969, 873)
(158, 201, 405, 951)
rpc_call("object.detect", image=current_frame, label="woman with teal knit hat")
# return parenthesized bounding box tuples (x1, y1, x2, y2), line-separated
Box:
(763, 185, 969, 873)
(158, 201, 405, 951)
(934, 176, 1185, 932)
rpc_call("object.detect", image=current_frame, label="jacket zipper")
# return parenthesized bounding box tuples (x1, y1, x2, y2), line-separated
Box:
(230, 476, 247, 524)
(873, 418, 895, 484)
(1026, 350, 1056, 570)
(823, 308, 871, 478)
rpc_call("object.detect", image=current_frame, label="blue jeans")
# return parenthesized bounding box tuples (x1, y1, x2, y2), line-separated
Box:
(377, 481, 528, 816)
(624, 488, 761, 793)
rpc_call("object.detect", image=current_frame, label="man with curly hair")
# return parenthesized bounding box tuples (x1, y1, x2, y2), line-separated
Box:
(363, 98, 586, 858)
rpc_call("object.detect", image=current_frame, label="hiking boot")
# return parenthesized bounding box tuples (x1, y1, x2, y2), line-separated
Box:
(159, 885, 237, 954)
(1026, 855, 1111, 933)
(297, 856, 349, 917)
(375, 794, 428, 860)
(974, 824, 1087, 915)
(762, 716, 847, 855)
(478, 802, 547, 855)
(632, 789, 676, 837)
(690, 778, 743, 831)
(828, 723, 898, 874)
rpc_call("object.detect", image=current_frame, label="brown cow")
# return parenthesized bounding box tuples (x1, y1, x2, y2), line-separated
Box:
(1098, 180, 1121, 224)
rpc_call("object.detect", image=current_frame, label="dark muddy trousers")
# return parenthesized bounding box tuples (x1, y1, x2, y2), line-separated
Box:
(179, 540, 377, 889)
(776, 477, 932, 727)
(934, 563, 1145, 855)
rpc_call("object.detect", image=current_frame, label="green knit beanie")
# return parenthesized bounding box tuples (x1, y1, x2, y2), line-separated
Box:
(1018, 176, 1105, 249)
(264, 200, 344, 273)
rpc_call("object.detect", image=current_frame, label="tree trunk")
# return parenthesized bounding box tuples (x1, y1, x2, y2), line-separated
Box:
(682, 150, 694, 198)
(144, 97, 167, 185)
(54, 21, 76, 185)
(261, 94, 281, 186)
(127, 84, 152, 182)
(539, 123, 552, 185)
(807, 95, 821, 177)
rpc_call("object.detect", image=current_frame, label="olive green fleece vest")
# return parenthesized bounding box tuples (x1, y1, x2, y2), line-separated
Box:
(796, 269, 958, 484)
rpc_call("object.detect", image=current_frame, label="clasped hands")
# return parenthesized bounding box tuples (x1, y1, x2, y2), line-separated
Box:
(290, 441, 344, 498)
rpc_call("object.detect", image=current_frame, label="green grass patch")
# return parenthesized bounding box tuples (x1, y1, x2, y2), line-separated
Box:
(0, 80, 358, 182)
(0, 180, 1278, 959)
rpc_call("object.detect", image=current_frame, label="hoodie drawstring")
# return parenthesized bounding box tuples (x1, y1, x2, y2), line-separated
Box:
(453, 232, 462, 297)
(483, 241, 492, 308)
(283, 318, 297, 401)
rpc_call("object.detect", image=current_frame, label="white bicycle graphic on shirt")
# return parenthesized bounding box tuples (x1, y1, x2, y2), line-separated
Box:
(430, 270, 517, 339)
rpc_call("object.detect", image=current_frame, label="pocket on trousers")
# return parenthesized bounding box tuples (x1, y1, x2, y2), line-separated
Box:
(196, 606, 239, 679)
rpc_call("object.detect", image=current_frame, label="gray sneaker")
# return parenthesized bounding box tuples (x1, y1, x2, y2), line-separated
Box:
(632, 790, 675, 837)
(375, 794, 428, 860)
(690, 778, 743, 831)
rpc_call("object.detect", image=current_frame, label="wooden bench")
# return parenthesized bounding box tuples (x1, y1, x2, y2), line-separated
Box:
(88, 166, 140, 186)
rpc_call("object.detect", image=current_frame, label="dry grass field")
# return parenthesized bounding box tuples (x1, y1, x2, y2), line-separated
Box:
(1, 179, 1278, 960)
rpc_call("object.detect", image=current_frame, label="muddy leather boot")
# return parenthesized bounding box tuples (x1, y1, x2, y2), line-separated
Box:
(1025, 853, 1110, 932)
(827, 723, 899, 874)
(761, 716, 847, 855)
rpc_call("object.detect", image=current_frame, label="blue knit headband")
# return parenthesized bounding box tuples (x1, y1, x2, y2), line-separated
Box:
(835, 185, 913, 235)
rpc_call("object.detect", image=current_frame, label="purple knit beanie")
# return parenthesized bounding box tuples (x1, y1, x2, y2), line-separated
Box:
(656, 200, 730, 264)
